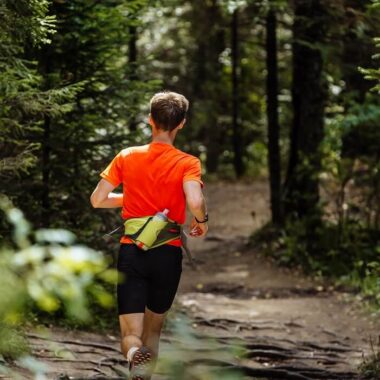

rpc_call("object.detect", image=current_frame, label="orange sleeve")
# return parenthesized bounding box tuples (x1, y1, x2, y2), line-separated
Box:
(100, 151, 123, 187)
(183, 157, 204, 188)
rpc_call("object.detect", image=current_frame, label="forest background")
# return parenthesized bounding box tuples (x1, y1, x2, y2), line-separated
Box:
(0, 0, 380, 369)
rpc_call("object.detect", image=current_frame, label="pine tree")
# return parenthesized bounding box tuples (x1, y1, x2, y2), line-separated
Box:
(360, 0, 380, 93)
(1, 0, 156, 247)
(0, 0, 80, 182)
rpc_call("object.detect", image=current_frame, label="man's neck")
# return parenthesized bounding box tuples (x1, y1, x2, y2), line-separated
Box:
(151, 131, 176, 145)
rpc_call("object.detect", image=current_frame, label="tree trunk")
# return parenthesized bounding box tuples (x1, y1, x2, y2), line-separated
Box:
(42, 115, 51, 226)
(128, 24, 138, 132)
(40, 46, 53, 227)
(232, 8, 244, 178)
(192, 0, 225, 174)
(265, 6, 282, 225)
(284, 0, 328, 220)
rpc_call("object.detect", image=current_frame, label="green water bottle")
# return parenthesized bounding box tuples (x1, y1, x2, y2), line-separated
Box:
(136, 209, 169, 250)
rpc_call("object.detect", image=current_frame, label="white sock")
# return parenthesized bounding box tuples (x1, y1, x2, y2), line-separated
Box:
(127, 346, 139, 362)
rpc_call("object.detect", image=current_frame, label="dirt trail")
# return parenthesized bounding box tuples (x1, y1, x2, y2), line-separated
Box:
(12, 181, 379, 379)
(177, 181, 379, 379)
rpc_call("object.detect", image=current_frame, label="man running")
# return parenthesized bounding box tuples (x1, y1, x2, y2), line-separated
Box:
(90, 91, 208, 379)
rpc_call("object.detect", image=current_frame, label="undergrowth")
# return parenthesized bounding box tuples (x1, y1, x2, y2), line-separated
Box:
(250, 221, 380, 310)
(21, 273, 119, 333)
(359, 336, 380, 379)
(0, 323, 29, 360)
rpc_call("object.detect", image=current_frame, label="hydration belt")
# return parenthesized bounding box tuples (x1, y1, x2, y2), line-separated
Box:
(124, 216, 181, 250)
(104, 216, 196, 268)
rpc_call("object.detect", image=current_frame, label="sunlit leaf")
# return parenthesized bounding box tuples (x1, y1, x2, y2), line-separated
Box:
(35, 229, 76, 244)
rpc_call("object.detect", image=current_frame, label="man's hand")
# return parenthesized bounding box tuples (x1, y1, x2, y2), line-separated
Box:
(189, 217, 208, 237)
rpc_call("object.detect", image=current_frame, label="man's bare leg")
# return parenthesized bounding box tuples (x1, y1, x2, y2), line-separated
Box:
(119, 313, 144, 359)
(142, 308, 167, 365)
(118, 310, 165, 379)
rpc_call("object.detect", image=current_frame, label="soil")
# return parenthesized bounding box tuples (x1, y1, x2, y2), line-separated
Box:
(5, 181, 379, 380)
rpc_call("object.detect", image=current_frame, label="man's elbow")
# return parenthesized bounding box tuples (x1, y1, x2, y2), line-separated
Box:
(90, 193, 101, 208)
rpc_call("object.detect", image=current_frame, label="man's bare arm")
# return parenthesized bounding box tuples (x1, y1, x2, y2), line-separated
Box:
(183, 180, 208, 237)
(183, 181, 206, 220)
(90, 179, 123, 208)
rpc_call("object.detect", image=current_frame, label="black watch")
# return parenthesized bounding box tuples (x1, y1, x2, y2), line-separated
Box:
(195, 213, 208, 223)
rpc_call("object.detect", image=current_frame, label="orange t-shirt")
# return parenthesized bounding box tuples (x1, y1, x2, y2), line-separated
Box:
(100, 141, 204, 247)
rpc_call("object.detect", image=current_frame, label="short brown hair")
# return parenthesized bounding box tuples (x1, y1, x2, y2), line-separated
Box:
(150, 91, 189, 132)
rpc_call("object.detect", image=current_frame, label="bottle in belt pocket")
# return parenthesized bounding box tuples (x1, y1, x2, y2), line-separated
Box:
(136, 209, 169, 250)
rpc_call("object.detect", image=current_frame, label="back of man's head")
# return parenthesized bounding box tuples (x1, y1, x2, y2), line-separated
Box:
(150, 91, 189, 132)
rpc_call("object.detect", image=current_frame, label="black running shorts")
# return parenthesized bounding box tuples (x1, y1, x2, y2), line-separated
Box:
(117, 243, 183, 315)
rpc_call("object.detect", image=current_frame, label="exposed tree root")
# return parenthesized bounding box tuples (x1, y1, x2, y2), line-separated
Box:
(27, 333, 121, 354)
(24, 292, 368, 380)
(188, 358, 359, 380)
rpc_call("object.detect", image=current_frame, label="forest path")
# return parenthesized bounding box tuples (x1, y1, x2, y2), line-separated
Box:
(173, 181, 379, 379)
(18, 181, 379, 379)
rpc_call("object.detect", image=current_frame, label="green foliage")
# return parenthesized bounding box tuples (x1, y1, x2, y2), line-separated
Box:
(322, 100, 380, 230)
(245, 141, 268, 177)
(0, 196, 117, 374)
(254, 96, 380, 308)
(252, 219, 380, 309)
(0, 0, 160, 251)
(253, 97, 380, 310)
(360, 35, 380, 92)
(254, 97, 380, 309)
(141, 0, 268, 175)
(347, 258, 380, 306)
(0, 0, 56, 46)
(0, 0, 80, 180)
(359, 336, 380, 379)
(0, 323, 29, 360)
(359, 0, 380, 92)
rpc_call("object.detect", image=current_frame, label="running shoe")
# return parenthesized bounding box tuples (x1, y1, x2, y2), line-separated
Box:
(129, 346, 153, 380)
